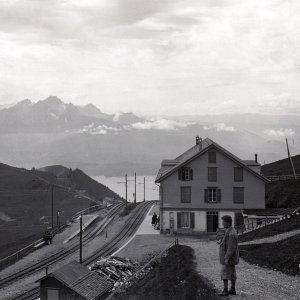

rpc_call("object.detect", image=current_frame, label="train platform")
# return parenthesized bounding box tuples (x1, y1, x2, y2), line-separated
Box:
(136, 203, 160, 235)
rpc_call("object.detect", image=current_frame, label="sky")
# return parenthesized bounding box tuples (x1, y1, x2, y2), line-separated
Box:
(0, 0, 300, 115)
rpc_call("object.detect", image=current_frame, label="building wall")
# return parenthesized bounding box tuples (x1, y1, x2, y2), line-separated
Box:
(162, 209, 236, 232)
(160, 148, 266, 211)
(40, 277, 84, 300)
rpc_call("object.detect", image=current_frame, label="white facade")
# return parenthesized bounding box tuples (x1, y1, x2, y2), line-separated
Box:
(156, 138, 267, 234)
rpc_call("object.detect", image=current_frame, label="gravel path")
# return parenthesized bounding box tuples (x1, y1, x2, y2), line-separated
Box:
(183, 240, 300, 300)
(239, 229, 300, 245)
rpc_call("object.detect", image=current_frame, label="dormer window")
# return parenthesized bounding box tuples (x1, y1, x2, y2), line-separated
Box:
(208, 151, 216, 163)
(178, 167, 193, 181)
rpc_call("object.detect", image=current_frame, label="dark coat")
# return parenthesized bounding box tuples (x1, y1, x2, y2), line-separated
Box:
(219, 227, 239, 266)
(152, 214, 157, 225)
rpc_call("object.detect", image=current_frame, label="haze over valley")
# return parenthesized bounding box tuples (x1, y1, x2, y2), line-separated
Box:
(0, 96, 298, 176)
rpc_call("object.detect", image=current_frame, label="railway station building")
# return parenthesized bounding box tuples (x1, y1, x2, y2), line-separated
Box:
(155, 137, 268, 234)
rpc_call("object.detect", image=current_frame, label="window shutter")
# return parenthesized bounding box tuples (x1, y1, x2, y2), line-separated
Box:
(177, 212, 181, 229)
(217, 189, 222, 202)
(178, 168, 182, 180)
(190, 212, 195, 228)
(204, 189, 208, 202)
(190, 168, 193, 180)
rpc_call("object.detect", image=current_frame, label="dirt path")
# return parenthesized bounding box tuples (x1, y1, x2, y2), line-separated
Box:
(183, 240, 300, 300)
(239, 229, 300, 245)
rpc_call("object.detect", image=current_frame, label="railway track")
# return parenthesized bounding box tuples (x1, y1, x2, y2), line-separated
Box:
(0, 203, 124, 289)
(6, 201, 153, 300)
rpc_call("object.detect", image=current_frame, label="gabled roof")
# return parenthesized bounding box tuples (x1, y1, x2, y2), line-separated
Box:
(41, 261, 112, 300)
(242, 160, 260, 166)
(155, 138, 268, 183)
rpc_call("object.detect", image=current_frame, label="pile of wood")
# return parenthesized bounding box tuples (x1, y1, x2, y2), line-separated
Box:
(89, 256, 140, 288)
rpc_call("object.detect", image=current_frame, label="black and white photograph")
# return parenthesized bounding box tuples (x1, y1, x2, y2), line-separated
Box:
(0, 1, 299, 299)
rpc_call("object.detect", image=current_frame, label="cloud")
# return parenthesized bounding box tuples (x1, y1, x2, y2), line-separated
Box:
(78, 124, 120, 135)
(129, 118, 194, 130)
(1, 0, 300, 116)
(263, 128, 295, 137)
(204, 123, 236, 132)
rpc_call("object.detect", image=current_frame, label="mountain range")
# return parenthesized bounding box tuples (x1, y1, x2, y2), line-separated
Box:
(0, 96, 299, 176)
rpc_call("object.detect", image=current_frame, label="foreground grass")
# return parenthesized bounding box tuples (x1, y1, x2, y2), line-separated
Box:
(239, 214, 300, 243)
(113, 245, 220, 300)
(240, 234, 300, 276)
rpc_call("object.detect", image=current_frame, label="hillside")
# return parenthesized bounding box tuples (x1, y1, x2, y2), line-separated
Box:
(0, 163, 120, 259)
(262, 156, 300, 208)
(38, 165, 120, 201)
(262, 155, 300, 176)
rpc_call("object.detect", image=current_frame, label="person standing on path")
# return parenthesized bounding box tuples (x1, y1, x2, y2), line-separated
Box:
(218, 215, 239, 297)
(151, 212, 157, 227)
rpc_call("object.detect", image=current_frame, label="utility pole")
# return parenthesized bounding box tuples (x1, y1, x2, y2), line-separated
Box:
(57, 211, 60, 229)
(118, 174, 134, 215)
(51, 184, 54, 230)
(125, 174, 128, 215)
(144, 177, 146, 202)
(138, 177, 146, 202)
(134, 172, 137, 206)
(79, 215, 83, 264)
(286, 138, 297, 179)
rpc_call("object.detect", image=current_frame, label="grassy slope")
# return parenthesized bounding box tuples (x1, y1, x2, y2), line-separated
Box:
(240, 234, 300, 276)
(71, 168, 120, 201)
(262, 155, 300, 176)
(239, 214, 300, 242)
(113, 245, 220, 300)
(38, 165, 121, 202)
(266, 179, 300, 208)
(262, 156, 300, 208)
(0, 163, 119, 259)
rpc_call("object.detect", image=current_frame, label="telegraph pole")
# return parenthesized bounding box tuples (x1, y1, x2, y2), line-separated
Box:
(286, 138, 297, 179)
(144, 177, 146, 202)
(51, 184, 54, 230)
(138, 177, 146, 202)
(134, 172, 137, 206)
(79, 215, 83, 264)
(125, 174, 128, 215)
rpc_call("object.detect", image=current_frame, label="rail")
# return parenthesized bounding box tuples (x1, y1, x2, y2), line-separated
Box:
(0, 203, 108, 270)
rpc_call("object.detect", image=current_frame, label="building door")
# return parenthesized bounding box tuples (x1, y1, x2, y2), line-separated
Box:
(207, 212, 219, 232)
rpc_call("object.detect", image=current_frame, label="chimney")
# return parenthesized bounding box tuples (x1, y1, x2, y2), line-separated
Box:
(255, 153, 258, 163)
(196, 136, 202, 150)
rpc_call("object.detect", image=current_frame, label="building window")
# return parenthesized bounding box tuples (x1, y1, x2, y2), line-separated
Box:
(177, 212, 195, 229)
(208, 167, 217, 182)
(233, 187, 244, 203)
(178, 167, 193, 181)
(181, 212, 190, 228)
(180, 186, 192, 203)
(234, 167, 243, 182)
(205, 188, 221, 203)
(208, 151, 216, 163)
(208, 188, 217, 202)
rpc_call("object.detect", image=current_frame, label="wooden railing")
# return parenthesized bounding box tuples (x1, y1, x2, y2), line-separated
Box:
(264, 174, 300, 181)
(236, 208, 299, 235)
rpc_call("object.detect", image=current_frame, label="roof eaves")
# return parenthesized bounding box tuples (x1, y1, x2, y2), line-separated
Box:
(156, 141, 269, 183)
